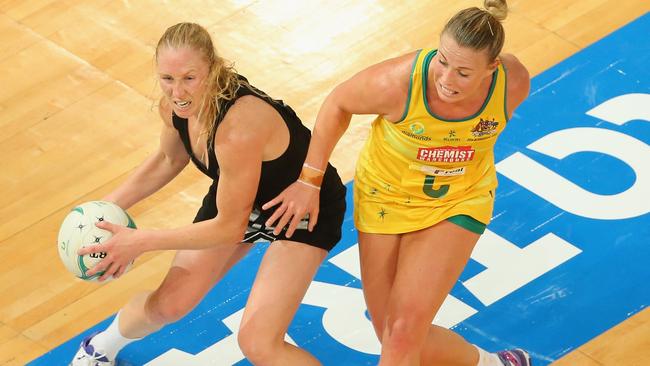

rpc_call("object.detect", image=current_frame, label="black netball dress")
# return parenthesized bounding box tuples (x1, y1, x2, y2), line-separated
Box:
(172, 75, 346, 251)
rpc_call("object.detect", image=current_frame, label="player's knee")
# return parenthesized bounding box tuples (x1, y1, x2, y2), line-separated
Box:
(238, 321, 282, 363)
(145, 294, 194, 324)
(382, 313, 425, 353)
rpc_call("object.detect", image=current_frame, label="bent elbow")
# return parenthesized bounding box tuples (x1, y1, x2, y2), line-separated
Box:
(217, 219, 248, 245)
(231, 227, 247, 244)
(167, 155, 190, 172)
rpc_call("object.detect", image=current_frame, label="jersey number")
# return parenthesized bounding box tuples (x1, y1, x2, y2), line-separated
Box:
(423, 175, 449, 198)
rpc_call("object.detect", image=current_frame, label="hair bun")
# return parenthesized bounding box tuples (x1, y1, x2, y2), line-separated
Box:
(484, 0, 508, 21)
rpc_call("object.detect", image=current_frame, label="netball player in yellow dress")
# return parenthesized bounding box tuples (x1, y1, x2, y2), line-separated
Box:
(265, 1, 532, 365)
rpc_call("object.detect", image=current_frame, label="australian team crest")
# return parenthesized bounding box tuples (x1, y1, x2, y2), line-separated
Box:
(471, 118, 499, 138)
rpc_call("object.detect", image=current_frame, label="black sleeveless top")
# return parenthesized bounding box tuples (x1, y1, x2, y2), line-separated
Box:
(171, 75, 345, 212)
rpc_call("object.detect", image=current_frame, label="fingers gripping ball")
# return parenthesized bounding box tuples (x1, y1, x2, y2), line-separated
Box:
(57, 201, 136, 281)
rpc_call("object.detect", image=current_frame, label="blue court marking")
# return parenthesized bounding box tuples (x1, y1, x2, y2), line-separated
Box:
(31, 12, 649, 366)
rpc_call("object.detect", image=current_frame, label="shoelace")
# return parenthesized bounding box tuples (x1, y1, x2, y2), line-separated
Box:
(75, 350, 111, 366)
(501, 351, 522, 366)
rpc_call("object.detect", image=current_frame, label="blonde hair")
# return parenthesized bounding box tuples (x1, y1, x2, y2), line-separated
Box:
(442, 0, 508, 62)
(156, 22, 241, 148)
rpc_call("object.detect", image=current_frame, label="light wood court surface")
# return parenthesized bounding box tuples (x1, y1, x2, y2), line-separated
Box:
(0, 1, 648, 365)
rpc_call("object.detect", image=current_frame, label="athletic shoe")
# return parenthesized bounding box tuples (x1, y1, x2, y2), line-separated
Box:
(69, 331, 115, 366)
(497, 348, 532, 366)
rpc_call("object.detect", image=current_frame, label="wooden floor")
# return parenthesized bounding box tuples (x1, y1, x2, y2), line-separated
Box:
(1, 1, 648, 365)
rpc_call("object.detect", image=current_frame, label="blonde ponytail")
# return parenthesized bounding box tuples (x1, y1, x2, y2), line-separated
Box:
(484, 0, 508, 22)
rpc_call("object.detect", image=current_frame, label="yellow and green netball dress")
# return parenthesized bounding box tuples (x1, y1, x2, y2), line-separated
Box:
(354, 48, 508, 234)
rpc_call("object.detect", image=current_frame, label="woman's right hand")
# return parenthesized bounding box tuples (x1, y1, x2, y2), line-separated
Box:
(262, 180, 321, 238)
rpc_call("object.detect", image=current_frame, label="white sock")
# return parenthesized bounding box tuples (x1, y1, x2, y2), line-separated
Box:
(89, 311, 142, 360)
(475, 345, 505, 366)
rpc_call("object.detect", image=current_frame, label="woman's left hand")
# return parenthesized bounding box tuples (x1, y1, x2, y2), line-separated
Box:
(77, 221, 144, 281)
(262, 180, 321, 238)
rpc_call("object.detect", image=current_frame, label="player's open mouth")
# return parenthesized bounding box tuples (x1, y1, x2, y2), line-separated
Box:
(439, 83, 458, 96)
(175, 100, 191, 109)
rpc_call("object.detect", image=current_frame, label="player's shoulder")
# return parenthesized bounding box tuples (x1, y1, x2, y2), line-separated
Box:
(500, 54, 530, 86)
(218, 95, 276, 145)
(366, 50, 421, 89)
(500, 53, 530, 111)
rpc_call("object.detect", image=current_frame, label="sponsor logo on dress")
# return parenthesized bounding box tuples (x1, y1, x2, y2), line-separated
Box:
(410, 122, 425, 135)
(401, 122, 432, 141)
(416, 146, 475, 163)
(409, 163, 466, 176)
(470, 118, 499, 140)
(444, 129, 461, 142)
(401, 130, 432, 141)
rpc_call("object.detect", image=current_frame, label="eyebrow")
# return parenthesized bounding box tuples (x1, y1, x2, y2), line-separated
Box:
(158, 70, 198, 77)
(438, 51, 474, 71)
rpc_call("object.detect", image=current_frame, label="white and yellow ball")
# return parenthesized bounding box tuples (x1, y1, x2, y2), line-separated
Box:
(57, 201, 136, 281)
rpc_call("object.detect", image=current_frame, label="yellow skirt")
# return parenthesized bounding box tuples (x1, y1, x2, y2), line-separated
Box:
(353, 178, 494, 234)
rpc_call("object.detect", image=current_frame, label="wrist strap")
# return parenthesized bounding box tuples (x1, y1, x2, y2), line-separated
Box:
(302, 163, 325, 174)
(299, 164, 324, 189)
(297, 179, 321, 190)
